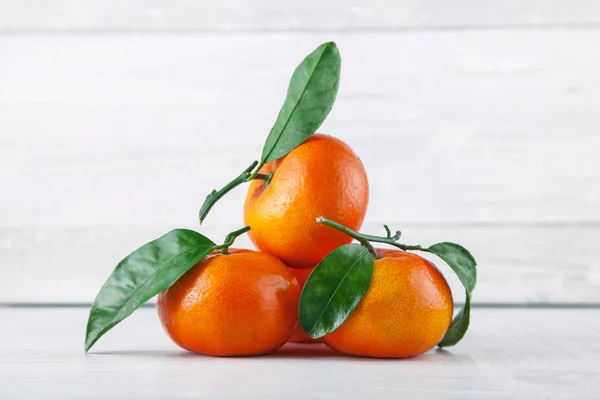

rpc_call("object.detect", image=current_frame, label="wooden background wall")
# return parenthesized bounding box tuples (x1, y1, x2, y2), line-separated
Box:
(1, 1, 599, 304)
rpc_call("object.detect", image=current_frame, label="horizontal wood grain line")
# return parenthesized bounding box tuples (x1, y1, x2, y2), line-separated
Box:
(2, 221, 599, 229)
(3, 302, 600, 309)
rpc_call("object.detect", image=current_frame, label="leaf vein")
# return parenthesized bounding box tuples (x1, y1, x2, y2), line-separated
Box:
(308, 247, 369, 336)
(263, 44, 331, 162)
(87, 242, 212, 349)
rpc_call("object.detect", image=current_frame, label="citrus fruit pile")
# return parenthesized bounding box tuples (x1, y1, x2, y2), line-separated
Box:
(85, 42, 477, 359)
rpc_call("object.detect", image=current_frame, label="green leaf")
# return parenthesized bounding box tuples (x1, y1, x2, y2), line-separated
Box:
(298, 243, 374, 339)
(85, 229, 216, 352)
(438, 291, 471, 347)
(426, 242, 477, 348)
(261, 41, 341, 163)
(428, 242, 476, 293)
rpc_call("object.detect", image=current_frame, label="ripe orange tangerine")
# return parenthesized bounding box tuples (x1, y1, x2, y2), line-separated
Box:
(157, 249, 300, 356)
(244, 134, 369, 269)
(322, 249, 453, 358)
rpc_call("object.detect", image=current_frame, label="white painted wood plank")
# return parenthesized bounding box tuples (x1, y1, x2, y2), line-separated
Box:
(1, 0, 600, 32)
(0, 308, 599, 398)
(1, 224, 599, 304)
(2, 32, 599, 304)
(1, 33, 599, 229)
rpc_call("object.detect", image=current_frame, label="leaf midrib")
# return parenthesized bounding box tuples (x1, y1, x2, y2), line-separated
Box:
(86, 242, 213, 347)
(263, 43, 331, 162)
(308, 247, 369, 337)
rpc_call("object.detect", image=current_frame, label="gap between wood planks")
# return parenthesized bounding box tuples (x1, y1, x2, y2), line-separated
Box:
(2, 302, 600, 309)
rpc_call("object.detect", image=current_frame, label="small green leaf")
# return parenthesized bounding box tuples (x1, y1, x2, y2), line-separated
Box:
(261, 41, 341, 163)
(438, 291, 471, 347)
(298, 243, 374, 339)
(85, 229, 216, 352)
(426, 242, 477, 348)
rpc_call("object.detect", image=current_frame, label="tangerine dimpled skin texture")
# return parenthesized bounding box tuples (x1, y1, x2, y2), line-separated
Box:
(322, 250, 454, 358)
(157, 250, 300, 356)
(244, 134, 369, 269)
(288, 267, 320, 343)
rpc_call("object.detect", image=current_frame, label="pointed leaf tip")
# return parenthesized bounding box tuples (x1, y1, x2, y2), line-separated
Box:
(261, 41, 342, 163)
(298, 243, 373, 339)
(84, 229, 216, 352)
(426, 242, 477, 348)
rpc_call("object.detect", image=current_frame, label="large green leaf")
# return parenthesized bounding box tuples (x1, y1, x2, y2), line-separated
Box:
(85, 229, 216, 352)
(261, 41, 341, 163)
(298, 243, 374, 339)
(426, 242, 477, 347)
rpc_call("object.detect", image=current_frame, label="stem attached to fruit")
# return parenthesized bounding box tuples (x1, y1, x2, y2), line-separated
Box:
(316, 217, 426, 257)
(316, 217, 381, 258)
(215, 226, 251, 255)
(246, 161, 265, 181)
(198, 161, 270, 224)
(253, 172, 273, 184)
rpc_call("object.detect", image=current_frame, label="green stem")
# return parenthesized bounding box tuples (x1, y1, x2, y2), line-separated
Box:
(199, 161, 270, 224)
(316, 217, 426, 254)
(214, 226, 251, 254)
(254, 172, 273, 184)
(247, 161, 265, 181)
(316, 217, 381, 258)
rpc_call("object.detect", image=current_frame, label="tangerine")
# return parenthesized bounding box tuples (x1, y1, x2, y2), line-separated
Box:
(288, 266, 320, 343)
(157, 249, 300, 356)
(322, 249, 453, 358)
(244, 134, 369, 268)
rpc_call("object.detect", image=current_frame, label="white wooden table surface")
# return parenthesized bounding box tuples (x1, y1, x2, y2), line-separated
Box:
(1, 307, 599, 399)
